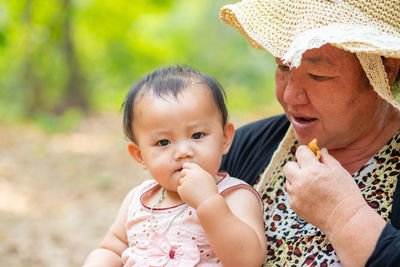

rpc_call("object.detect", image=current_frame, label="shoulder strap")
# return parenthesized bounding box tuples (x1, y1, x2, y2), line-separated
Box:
(217, 174, 263, 209)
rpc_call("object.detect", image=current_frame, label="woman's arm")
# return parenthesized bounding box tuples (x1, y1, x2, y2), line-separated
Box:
(82, 190, 132, 267)
(284, 146, 386, 267)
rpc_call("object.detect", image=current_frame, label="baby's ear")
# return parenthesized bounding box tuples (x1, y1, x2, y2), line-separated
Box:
(128, 142, 147, 169)
(222, 122, 235, 155)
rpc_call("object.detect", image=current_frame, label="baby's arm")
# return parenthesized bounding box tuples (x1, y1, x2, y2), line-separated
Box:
(82, 190, 133, 267)
(198, 187, 267, 267)
(178, 163, 267, 267)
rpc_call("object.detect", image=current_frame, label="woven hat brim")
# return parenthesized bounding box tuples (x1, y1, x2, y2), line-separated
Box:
(220, 0, 400, 62)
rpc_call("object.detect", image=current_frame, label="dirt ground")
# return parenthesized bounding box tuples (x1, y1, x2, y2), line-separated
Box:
(0, 114, 151, 266)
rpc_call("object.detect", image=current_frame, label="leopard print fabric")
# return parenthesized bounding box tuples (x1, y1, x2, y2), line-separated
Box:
(259, 130, 400, 266)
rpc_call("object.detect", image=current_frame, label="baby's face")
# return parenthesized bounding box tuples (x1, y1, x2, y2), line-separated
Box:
(130, 84, 232, 192)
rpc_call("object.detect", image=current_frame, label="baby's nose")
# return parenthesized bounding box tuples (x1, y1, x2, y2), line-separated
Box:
(174, 141, 194, 160)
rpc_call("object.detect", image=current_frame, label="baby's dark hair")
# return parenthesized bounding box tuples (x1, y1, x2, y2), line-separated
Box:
(122, 64, 228, 142)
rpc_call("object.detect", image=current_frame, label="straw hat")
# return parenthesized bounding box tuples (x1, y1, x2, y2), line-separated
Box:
(220, 0, 400, 193)
(220, 0, 400, 110)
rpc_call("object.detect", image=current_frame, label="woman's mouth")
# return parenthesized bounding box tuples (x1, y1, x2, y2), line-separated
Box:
(290, 115, 319, 142)
(291, 115, 318, 131)
(294, 116, 317, 123)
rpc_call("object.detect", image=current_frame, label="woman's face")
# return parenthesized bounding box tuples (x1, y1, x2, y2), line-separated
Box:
(275, 44, 385, 150)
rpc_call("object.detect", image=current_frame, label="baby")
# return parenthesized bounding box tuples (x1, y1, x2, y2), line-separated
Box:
(83, 65, 267, 267)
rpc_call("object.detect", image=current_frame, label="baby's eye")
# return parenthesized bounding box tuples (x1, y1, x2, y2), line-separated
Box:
(192, 132, 204, 140)
(157, 139, 170, 146)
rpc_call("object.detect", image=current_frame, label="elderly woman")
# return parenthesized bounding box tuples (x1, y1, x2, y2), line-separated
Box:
(219, 0, 400, 266)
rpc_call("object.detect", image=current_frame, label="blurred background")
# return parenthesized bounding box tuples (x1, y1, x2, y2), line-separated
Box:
(0, 0, 281, 266)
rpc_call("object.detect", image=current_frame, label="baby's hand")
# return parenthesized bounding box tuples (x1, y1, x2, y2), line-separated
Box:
(177, 163, 218, 209)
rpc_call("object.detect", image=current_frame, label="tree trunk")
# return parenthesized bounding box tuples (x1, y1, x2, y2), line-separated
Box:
(54, 0, 88, 114)
(23, 0, 45, 115)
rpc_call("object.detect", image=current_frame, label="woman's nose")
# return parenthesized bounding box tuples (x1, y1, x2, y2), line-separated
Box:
(174, 141, 194, 160)
(283, 72, 308, 105)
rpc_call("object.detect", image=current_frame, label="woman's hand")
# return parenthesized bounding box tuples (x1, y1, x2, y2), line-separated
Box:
(283, 145, 367, 234)
(177, 162, 218, 209)
(284, 145, 387, 266)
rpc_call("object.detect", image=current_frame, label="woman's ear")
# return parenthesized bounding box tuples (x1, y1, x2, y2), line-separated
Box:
(222, 122, 235, 155)
(383, 58, 400, 87)
(128, 142, 147, 169)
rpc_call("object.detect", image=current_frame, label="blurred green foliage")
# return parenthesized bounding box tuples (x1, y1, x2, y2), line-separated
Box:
(0, 0, 281, 131)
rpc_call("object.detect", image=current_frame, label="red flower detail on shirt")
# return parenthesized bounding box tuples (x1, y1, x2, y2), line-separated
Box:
(169, 249, 175, 259)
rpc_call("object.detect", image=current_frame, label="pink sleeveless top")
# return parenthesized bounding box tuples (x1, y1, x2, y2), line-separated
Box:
(121, 172, 262, 267)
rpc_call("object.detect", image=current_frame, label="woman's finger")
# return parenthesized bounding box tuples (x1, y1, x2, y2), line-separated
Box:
(283, 161, 300, 185)
(284, 180, 292, 193)
(296, 145, 320, 168)
(319, 148, 344, 169)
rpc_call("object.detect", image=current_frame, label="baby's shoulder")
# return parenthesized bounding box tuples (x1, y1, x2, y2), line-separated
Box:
(217, 174, 251, 190)
(135, 179, 158, 191)
(125, 179, 158, 202)
(218, 174, 262, 205)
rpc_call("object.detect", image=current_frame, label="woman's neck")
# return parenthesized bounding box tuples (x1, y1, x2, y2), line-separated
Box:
(329, 109, 400, 174)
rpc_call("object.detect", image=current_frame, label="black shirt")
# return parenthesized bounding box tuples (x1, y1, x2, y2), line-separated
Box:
(221, 114, 290, 185)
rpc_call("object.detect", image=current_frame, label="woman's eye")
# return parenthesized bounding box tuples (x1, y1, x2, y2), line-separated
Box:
(278, 65, 290, 72)
(192, 132, 204, 139)
(157, 139, 170, 146)
(309, 73, 332, 81)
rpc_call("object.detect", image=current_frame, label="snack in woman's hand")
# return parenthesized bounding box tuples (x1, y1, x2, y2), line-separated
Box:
(308, 138, 322, 160)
